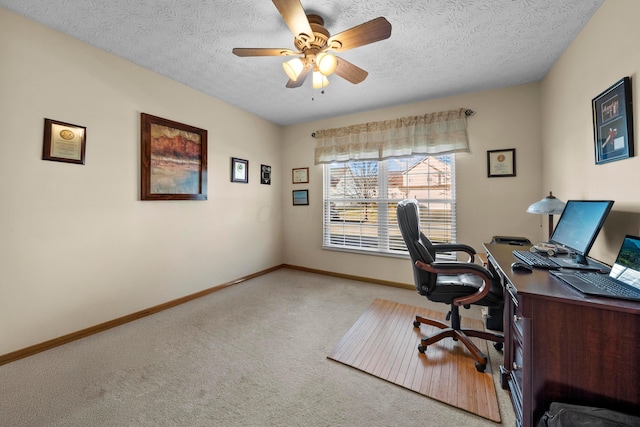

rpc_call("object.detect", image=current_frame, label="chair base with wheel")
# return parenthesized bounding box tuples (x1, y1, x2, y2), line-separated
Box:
(413, 304, 503, 372)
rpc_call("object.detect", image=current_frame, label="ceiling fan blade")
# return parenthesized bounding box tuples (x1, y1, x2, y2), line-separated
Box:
(272, 0, 313, 38)
(328, 17, 392, 52)
(334, 57, 368, 84)
(232, 48, 297, 57)
(286, 66, 311, 88)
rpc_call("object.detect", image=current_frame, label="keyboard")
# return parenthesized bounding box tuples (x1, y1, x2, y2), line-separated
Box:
(512, 250, 559, 269)
(574, 272, 640, 299)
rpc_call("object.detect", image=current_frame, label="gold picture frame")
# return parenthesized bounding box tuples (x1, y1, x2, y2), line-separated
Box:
(141, 113, 207, 200)
(42, 118, 86, 165)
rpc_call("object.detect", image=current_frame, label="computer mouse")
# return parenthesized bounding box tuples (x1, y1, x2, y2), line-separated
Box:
(511, 262, 533, 272)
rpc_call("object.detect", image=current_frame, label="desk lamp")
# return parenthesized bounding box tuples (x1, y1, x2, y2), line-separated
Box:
(527, 191, 566, 238)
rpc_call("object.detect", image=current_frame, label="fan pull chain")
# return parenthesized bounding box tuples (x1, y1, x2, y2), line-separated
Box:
(311, 86, 326, 102)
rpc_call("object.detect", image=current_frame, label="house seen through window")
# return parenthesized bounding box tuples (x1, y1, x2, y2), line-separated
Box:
(322, 154, 456, 256)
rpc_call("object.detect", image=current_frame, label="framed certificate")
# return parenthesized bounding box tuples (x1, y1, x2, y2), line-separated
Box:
(42, 118, 86, 165)
(487, 148, 516, 177)
(292, 167, 309, 184)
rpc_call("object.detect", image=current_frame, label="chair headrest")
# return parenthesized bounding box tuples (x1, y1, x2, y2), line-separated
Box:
(397, 198, 420, 236)
(397, 199, 434, 263)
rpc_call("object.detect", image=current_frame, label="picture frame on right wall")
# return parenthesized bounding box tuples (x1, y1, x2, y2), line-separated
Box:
(592, 77, 635, 165)
(487, 148, 516, 177)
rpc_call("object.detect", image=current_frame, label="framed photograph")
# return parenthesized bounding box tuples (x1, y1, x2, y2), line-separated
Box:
(231, 157, 249, 183)
(592, 77, 634, 164)
(292, 167, 309, 184)
(141, 113, 207, 201)
(487, 148, 516, 177)
(261, 164, 272, 185)
(292, 189, 309, 206)
(42, 118, 86, 165)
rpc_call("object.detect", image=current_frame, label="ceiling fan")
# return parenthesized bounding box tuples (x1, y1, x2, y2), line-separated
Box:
(232, 0, 392, 89)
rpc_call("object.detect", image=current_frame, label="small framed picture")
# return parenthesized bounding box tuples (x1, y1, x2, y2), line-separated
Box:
(261, 164, 272, 185)
(592, 77, 635, 164)
(231, 157, 248, 183)
(292, 189, 309, 206)
(487, 148, 516, 177)
(292, 167, 309, 184)
(42, 118, 87, 165)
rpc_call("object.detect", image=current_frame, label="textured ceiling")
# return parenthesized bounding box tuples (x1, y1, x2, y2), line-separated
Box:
(1, 0, 603, 126)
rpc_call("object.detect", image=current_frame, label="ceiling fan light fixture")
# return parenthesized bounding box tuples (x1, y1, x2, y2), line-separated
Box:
(316, 52, 337, 76)
(312, 71, 329, 89)
(233, 2, 392, 90)
(283, 57, 304, 81)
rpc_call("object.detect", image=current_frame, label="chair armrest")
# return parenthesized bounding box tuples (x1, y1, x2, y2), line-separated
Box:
(432, 243, 476, 263)
(414, 260, 493, 306)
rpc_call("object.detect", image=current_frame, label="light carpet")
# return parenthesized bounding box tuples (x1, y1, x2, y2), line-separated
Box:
(1, 269, 512, 426)
(328, 298, 501, 422)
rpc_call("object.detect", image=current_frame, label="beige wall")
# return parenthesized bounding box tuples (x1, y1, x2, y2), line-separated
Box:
(541, 0, 640, 264)
(281, 83, 544, 284)
(0, 9, 283, 355)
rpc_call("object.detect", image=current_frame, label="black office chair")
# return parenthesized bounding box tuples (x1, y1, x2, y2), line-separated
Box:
(396, 199, 504, 372)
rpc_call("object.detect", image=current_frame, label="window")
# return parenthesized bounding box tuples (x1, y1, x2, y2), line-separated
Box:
(323, 154, 456, 256)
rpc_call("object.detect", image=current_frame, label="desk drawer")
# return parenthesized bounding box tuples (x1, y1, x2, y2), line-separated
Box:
(510, 339, 524, 426)
(511, 294, 523, 339)
(512, 339, 523, 387)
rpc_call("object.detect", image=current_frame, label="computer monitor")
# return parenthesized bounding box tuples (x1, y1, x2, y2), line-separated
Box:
(549, 200, 614, 265)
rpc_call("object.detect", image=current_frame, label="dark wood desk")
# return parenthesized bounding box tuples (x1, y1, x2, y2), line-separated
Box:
(483, 243, 640, 427)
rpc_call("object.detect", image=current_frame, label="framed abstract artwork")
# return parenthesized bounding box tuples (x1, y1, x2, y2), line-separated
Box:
(141, 113, 207, 200)
(292, 189, 309, 205)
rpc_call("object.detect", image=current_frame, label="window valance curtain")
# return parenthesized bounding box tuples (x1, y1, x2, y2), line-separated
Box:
(313, 108, 471, 164)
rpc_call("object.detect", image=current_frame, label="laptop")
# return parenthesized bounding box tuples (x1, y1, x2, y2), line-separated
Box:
(550, 235, 640, 302)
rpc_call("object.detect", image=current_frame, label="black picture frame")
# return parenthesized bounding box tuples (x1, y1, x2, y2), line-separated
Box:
(231, 157, 248, 183)
(261, 164, 271, 185)
(592, 77, 634, 164)
(292, 189, 309, 206)
(487, 148, 516, 177)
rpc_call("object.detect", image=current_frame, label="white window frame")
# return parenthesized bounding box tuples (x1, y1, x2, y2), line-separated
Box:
(322, 155, 457, 258)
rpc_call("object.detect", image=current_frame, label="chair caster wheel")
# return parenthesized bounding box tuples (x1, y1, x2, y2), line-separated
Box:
(475, 362, 487, 373)
(494, 342, 503, 352)
(413, 320, 421, 328)
(418, 345, 426, 354)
